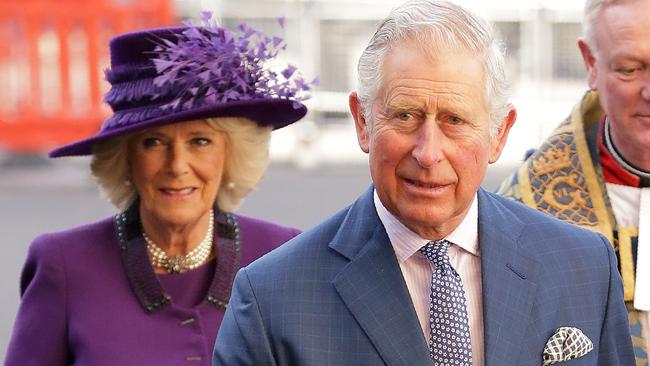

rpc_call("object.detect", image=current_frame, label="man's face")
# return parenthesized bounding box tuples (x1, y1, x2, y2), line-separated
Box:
(350, 39, 515, 239)
(580, 0, 650, 168)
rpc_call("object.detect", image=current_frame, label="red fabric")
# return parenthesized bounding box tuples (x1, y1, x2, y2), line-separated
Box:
(598, 116, 641, 187)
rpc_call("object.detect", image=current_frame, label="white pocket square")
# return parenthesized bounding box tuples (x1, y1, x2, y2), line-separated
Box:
(542, 327, 593, 365)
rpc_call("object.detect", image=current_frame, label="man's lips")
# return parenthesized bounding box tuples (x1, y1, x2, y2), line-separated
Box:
(403, 178, 451, 191)
(634, 114, 650, 122)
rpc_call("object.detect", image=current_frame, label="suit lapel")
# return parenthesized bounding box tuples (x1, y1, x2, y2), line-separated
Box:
(329, 188, 541, 365)
(478, 189, 540, 366)
(330, 187, 431, 366)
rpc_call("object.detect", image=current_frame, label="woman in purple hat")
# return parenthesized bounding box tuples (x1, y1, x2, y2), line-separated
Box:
(5, 13, 315, 366)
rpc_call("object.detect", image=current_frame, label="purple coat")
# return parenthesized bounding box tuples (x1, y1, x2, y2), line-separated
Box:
(4, 208, 300, 366)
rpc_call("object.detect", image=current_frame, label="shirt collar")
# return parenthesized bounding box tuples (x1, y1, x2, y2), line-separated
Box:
(373, 189, 479, 263)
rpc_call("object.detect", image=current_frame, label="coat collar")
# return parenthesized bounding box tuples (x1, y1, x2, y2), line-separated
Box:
(477, 189, 540, 366)
(330, 186, 432, 366)
(113, 203, 241, 314)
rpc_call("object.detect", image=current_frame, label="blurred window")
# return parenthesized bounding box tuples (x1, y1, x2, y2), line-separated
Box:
(319, 19, 377, 92)
(493, 21, 521, 83)
(552, 22, 584, 80)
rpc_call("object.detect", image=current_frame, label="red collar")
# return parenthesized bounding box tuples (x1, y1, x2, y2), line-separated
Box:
(598, 116, 641, 187)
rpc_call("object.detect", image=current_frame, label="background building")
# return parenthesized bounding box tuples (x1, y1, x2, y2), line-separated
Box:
(1, 0, 588, 166)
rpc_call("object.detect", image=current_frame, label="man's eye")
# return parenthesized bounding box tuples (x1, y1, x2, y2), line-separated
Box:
(616, 65, 643, 77)
(448, 116, 463, 125)
(398, 112, 414, 121)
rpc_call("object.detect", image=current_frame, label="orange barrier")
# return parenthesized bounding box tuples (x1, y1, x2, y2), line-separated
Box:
(0, 0, 174, 153)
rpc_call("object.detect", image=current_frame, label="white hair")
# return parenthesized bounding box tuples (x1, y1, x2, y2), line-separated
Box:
(356, 0, 510, 136)
(582, 0, 620, 55)
(90, 117, 272, 213)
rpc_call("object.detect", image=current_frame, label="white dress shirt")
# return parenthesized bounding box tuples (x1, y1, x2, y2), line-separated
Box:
(606, 183, 650, 352)
(374, 190, 484, 366)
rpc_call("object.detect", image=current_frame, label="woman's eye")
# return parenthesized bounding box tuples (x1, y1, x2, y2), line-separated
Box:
(142, 138, 161, 148)
(192, 137, 211, 146)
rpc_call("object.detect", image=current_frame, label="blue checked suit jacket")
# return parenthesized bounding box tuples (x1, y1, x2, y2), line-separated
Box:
(213, 187, 634, 365)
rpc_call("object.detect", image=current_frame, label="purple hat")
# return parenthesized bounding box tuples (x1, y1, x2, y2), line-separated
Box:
(49, 14, 316, 158)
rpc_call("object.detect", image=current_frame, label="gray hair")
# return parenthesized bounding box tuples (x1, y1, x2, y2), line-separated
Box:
(90, 117, 272, 213)
(582, 0, 619, 55)
(356, 0, 510, 136)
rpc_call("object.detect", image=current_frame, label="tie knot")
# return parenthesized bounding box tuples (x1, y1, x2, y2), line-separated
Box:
(419, 240, 451, 270)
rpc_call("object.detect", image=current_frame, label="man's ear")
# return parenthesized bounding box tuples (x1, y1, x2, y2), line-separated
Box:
(349, 91, 370, 153)
(489, 106, 517, 164)
(578, 39, 598, 90)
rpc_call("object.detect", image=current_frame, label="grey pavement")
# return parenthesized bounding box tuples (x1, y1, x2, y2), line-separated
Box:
(0, 157, 518, 359)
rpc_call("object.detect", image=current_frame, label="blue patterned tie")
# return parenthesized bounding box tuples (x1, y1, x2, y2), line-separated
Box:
(419, 240, 472, 365)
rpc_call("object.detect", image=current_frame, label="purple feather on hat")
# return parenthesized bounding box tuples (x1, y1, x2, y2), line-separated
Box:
(47, 12, 314, 158)
(148, 12, 315, 115)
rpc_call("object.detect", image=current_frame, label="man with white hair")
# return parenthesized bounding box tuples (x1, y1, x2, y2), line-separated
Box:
(498, 0, 649, 362)
(214, 1, 634, 364)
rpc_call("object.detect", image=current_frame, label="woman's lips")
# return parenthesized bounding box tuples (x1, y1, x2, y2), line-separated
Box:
(159, 187, 196, 197)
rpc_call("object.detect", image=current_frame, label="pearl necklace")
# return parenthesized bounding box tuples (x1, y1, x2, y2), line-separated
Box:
(143, 210, 214, 274)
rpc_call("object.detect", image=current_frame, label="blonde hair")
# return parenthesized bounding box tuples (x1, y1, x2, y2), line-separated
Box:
(90, 117, 272, 212)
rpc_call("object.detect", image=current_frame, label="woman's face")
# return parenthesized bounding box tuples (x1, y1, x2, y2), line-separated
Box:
(128, 119, 227, 227)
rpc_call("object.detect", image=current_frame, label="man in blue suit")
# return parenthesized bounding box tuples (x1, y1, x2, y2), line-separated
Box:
(213, 1, 634, 365)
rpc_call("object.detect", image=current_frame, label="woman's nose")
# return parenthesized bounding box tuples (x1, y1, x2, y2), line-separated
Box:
(166, 144, 190, 176)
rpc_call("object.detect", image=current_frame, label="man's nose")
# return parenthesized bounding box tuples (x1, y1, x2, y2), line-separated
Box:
(642, 71, 650, 101)
(412, 121, 444, 167)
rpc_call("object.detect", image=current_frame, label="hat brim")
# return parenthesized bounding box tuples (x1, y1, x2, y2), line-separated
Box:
(49, 98, 307, 158)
